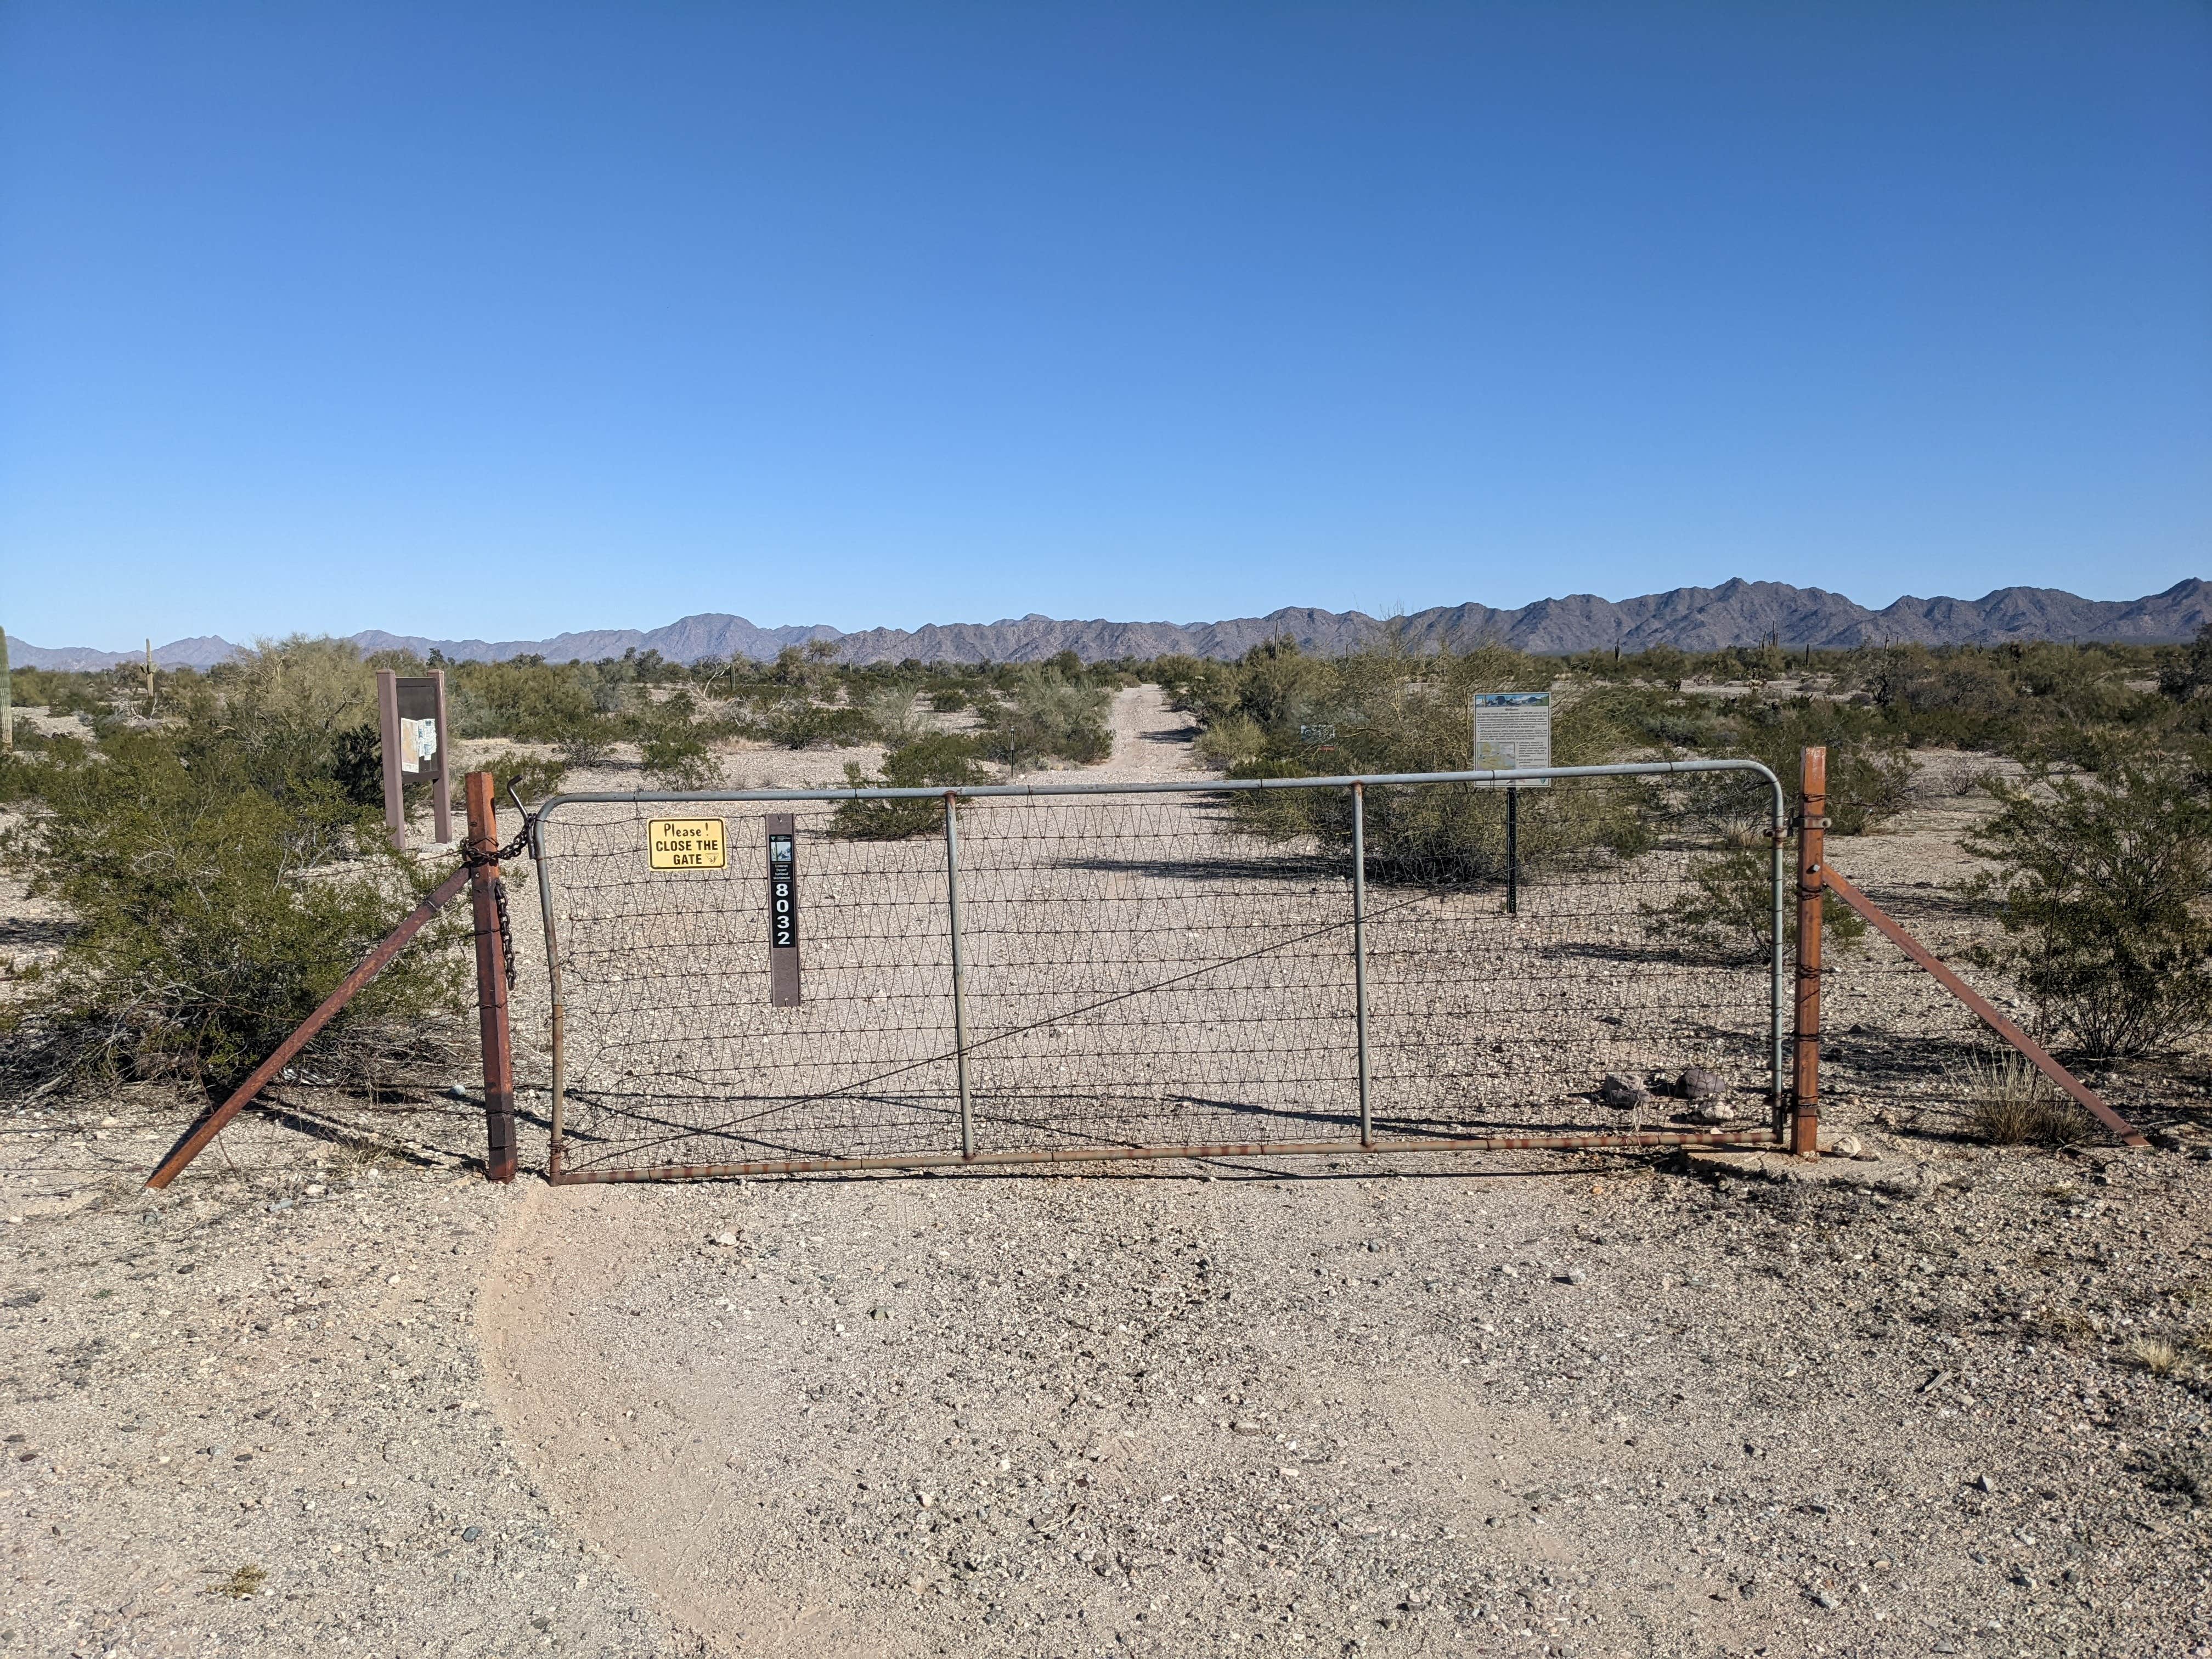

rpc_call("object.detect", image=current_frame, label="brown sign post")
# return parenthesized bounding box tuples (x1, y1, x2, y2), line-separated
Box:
(377, 669, 453, 849)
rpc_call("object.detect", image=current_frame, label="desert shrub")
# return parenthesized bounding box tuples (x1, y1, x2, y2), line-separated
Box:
(1635, 707, 1722, 751)
(1639, 846, 1865, 962)
(1824, 640, 2172, 763)
(635, 692, 721, 791)
(1959, 1052, 2092, 1146)
(2158, 622, 2212, 703)
(1194, 714, 1265, 770)
(1961, 757, 2212, 1057)
(487, 753, 570, 809)
(447, 657, 614, 741)
(208, 637, 381, 804)
(0, 729, 464, 1097)
(861, 684, 928, 746)
(765, 641, 842, 695)
(0, 743, 52, 803)
(331, 722, 403, 810)
(834, 733, 985, 839)
(926, 686, 970, 714)
(972, 670, 1111, 769)
(753, 693, 876, 749)
(554, 713, 621, 771)
(1719, 705, 1912, 836)
(1214, 640, 1650, 882)
(11, 667, 113, 719)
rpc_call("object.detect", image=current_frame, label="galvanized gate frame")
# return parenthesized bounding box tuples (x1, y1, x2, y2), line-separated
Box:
(528, 759, 1790, 1181)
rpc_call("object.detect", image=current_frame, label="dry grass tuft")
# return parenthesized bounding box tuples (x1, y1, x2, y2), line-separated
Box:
(2022, 1309, 2098, 1348)
(205, 1564, 268, 1600)
(2128, 1336, 2182, 1376)
(1961, 1052, 2093, 1147)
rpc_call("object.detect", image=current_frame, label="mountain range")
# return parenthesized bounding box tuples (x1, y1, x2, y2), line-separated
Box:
(12, 578, 2207, 672)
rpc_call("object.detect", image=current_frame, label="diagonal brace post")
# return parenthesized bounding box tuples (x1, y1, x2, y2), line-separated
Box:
(1819, 866, 2146, 1149)
(144, 866, 472, 1189)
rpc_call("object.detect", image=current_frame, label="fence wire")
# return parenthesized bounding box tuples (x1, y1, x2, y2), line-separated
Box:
(1815, 856, 2035, 1139)
(529, 768, 1785, 1178)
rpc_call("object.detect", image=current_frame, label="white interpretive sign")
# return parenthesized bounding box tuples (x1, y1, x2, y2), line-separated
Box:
(1472, 691, 1552, 787)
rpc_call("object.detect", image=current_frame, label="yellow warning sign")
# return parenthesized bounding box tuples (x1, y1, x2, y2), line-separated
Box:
(648, 817, 726, 870)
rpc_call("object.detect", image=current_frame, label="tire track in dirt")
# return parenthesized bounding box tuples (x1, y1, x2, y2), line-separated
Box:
(477, 1166, 1817, 1657)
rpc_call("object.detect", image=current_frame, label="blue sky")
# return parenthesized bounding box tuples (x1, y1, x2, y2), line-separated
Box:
(3, 2, 2207, 649)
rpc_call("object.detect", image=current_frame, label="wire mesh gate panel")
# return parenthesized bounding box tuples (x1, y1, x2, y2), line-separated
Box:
(528, 763, 1788, 1180)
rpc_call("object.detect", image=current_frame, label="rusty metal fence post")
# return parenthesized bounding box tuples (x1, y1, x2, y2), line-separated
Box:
(1350, 781, 1372, 1147)
(466, 772, 518, 1182)
(944, 791, 975, 1160)
(1792, 746, 1827, 1156)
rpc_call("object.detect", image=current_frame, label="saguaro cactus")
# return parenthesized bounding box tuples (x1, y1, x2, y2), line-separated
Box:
(1, 624, 12, 752)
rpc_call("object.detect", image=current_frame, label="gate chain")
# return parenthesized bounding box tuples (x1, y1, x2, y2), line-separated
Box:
(460, 811, 537, 992)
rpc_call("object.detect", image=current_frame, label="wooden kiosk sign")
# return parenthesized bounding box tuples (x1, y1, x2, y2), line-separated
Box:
(377, 669, 453, 848)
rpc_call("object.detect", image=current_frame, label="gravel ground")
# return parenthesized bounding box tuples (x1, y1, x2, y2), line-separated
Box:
(5, 704, 2212, 1657)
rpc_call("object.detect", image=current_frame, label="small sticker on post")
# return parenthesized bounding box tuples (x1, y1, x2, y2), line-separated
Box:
(648, 818, 726, 870)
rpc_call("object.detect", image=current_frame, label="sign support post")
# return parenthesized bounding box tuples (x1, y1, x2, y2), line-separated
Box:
(377, 670, 405, 848)
(1506, 787, 1519, 915)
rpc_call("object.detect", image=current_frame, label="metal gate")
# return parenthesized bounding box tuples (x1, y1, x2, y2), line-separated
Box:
(526, 761, 1787, 1180)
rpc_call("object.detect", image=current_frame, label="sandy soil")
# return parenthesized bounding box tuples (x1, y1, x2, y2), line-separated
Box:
(6, 709, 2212, 1657)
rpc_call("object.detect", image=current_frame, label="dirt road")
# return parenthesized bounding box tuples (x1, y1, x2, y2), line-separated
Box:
(469, 1148, 2212, 1659)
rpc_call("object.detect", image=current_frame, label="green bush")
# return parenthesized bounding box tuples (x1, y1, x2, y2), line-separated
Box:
(488, 753, 571, 809)
(1639, 845, 1865, 962)
(447, 657, 617, 741)
(556, 715, 620, 771)
(972, 670, 1111, 768)
(1, 729, 464, 1097)
(1961, 758, 2212, 1057)
(860, 684, 928, 746)
(1212, 640, 1650, 882)
(2158, 623, 2212, 703)
(834, 734, 985, 839)
(10, 667, 112, 719)
(1718, 705, 1912, 836)
(1194, 714, 1265, 770)
(635, 691, 721, 791)
(753, 693, 876, 749)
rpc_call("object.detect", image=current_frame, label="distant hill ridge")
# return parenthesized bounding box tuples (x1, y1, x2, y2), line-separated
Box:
(13, 577, 2208, 671)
